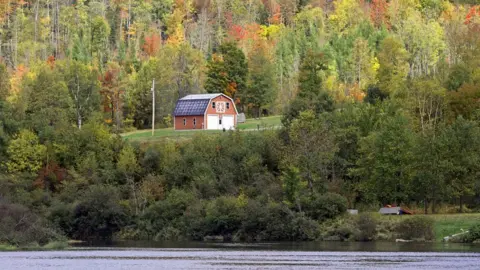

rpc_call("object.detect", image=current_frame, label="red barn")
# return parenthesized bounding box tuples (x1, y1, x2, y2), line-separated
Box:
(173, 94, 238, 130)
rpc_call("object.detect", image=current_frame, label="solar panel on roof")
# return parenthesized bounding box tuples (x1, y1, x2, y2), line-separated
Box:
(173, 99, 210, 116)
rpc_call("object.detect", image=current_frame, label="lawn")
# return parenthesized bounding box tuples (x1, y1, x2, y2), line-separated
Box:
(376, 213, 480, 241)
(236, 115, 282, 130)
(121, 115, 282, 142)
(430, 213, 480, 241)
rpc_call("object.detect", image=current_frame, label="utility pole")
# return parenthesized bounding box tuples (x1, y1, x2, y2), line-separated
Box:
(151, 78, 155, 136)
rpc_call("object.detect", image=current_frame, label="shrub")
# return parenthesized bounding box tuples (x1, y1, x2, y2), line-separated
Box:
(301, 193, 348, 221)
(0, 201, 62, 246)
(139, 189, 196, 239)
(70, 185, 128, 240)
(204, 196, 243, 239)
(43, 240, 68, 250)
(396, 216, 435, 241)
(459, 224, 480, 243)
(319, 216, 356, 241)
(355, 213, 378, 241)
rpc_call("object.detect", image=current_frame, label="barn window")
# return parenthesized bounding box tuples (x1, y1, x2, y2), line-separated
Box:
(219, 118, 222, 125)
(226, 102, 230, 109)
(193, 118, 196, 126)
(212, 102, 216, 109)
(183, 118, 186, 126)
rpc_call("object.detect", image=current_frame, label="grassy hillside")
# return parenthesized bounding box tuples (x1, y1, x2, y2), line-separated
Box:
(122, 115, 282, 142)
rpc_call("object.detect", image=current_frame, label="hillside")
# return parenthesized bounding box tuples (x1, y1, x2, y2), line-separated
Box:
(0, 0, 480, 246)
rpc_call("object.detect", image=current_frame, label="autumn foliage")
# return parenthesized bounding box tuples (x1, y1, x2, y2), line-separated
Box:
(143, 34, 162, 56)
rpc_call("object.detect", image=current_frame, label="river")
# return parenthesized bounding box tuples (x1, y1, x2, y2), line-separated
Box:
(1, 241, 480, 269)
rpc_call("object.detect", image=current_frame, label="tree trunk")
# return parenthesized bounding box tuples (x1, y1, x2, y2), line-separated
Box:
(424, 198, 428, 215)
(78, 115, 82, 130)
(459, 196, 463, 213)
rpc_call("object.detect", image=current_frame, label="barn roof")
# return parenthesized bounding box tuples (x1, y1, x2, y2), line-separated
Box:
(180, 94, 222, 100)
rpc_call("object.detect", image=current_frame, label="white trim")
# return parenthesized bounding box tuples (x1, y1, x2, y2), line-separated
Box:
(203, 108, 207, 130)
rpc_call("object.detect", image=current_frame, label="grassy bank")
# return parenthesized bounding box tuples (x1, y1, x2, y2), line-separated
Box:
(122, 115, 282, 142)
(320, 213, 480, 242)
(0, 241, 69, 251)
(430, 213, 480, 241)
(375, 213, 480, 241)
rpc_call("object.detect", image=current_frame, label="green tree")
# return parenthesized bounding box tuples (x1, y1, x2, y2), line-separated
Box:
(205, 42, 248, 101)
(350, 38, 376, 90)
(439, 117, 480, 212)
(377, 36, 409, 96)
(245, 42, 276, 118)
(283, 51, 334, 126)
(0, 63, 9, 100)
(24, 66, 73, 139)
(61, 61, 101, 129)
(352, 110, 415, 204)
(287, 110, 338, 193)
(6, 129, 46, 173)
(91, 16, 110, 63)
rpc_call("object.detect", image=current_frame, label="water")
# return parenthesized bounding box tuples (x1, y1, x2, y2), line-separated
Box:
(1, 242, 480, 269)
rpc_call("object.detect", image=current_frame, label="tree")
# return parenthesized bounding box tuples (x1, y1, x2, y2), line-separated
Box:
(283, 50, 334, 126)
(6, 129, 46, 173)
(245, 42, 277, 118)
(287, 110, 338, 193)
(90, 16, 110, 63)
(411, 133, 448, 214)
(71, 185, 128, 240)
(24, 66, 73, 139)
(61, 61, 101, 129)
(409, 79, 445, 134)
(447, 83, 480, 120)
(352, 110, 415, 205)
(370, 0, 389, 28)
(118, 144, 141, 215)
(350, 38, 376, 90)
(439, 118, 480, 212)
(446, 63, 471, 91)
(329, 0, 365, 35)
(377, 36, 409, 96)
(0, 63, 9, 100)
(205, 42, 248, 102)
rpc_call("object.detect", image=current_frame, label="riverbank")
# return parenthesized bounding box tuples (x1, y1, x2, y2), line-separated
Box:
(0, 241, 69, 251)
(318, 213, 480, 243)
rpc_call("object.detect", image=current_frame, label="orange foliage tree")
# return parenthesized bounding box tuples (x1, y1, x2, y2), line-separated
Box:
(100, 64, 124, 131)
(143, 34, 161, 56)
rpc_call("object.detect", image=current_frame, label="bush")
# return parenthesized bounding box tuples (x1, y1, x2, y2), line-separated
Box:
(319, 216, 356, 241)
(204, 196, 243, 239)
(0, 201, 63, 246)
(43, 240, 68, 250)
(354, 213, 378, 241)
(139, 189, 196, 239)
(301, 193, 348, 221)
(396, 216, 435, 241)
(70, 185, 128, 240)
(459, 224, 480, 243)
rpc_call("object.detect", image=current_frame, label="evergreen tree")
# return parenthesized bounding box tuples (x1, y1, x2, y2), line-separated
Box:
(205, 42, 248, 102)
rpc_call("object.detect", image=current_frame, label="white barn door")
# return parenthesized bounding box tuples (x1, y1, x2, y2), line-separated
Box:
(207, 115, 219, 130)
(222, 115, 235, 130)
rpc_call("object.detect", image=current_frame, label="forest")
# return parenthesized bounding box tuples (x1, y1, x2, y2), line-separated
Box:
(0, 0, 480, 246)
